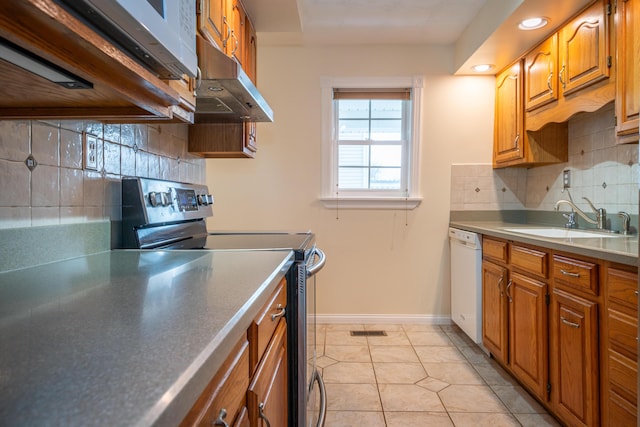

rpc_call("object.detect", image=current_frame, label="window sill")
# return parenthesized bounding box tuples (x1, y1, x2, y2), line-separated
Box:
(319, 196, 422, 210)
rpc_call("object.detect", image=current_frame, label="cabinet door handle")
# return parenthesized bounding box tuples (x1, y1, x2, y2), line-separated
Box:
(560, 269, 580, 278)
(222, 16, 231, 48)
(271, 304, 286, 321)
(506, 279, 513, 303)
(561, 316, 580, 328)
(231, 31, 239, 56)
(497, 276, 503, 290)
(513, 134, 520, 149)
(213, 408, 229, 427)
(258, 402, 272, 427)
(547, 71, 553, 95)
(559, 65, 566, 90)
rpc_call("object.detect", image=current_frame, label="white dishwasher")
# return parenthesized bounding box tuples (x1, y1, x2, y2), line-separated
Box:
(448, 227, 483, 344)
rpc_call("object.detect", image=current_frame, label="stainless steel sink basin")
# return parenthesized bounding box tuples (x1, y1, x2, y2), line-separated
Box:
(502, 227, 623, 239)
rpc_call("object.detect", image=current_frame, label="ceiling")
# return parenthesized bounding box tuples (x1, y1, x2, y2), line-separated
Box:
(241, 0, 593, 75)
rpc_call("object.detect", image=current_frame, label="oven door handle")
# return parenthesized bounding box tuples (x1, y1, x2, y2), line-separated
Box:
(306, 248, 326, 278)
(314, 369, 327, 427)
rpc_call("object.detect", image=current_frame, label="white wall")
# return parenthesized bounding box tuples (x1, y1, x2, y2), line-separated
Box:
(205, 44, 495, 319)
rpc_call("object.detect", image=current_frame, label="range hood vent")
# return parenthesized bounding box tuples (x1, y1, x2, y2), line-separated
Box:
(195, 35, 273, 123)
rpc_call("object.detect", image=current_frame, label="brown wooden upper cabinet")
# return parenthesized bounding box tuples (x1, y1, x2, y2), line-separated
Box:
(198, 0, 231, 53)
(193, 0, 260, 158)
(615, 0, 639, 143)
(494, 59, 568, 169)
(560, 0, 610, 95)
(0, 0, 195, 122)
(494, 62, 525, 165)
(524, 0, 613, 128)
(524, 34, 559, 111)
(197, 0, 254, 75)
(494, 0, 623, 168)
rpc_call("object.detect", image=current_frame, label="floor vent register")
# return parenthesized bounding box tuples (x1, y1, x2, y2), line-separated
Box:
(350, 330, 387, 337)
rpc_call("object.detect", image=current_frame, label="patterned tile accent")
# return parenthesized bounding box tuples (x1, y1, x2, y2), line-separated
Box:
(451, 103, 639, 215)
(0, 121, 206, 229)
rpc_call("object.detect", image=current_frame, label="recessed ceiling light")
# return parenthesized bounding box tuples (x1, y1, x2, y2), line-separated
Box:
(472, 64, 494, 73)
(518, 17, 549, 30)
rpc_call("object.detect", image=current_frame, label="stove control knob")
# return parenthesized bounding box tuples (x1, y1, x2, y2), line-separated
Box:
(207, 195, 214, 205)
(148, 192, 159, 207)
(160, 192, 171, 206)
(197, 194, 205, 205)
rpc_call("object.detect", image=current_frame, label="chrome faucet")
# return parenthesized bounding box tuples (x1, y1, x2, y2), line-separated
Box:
(555, 197, 607, 230)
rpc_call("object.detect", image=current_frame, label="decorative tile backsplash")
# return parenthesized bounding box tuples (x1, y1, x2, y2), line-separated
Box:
(0, 120, 206, 229)
(451, 103, 639, 216)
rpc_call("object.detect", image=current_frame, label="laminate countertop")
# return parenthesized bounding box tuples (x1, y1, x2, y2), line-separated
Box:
(450, 220, 638, 266)
(0, 249, 294, 426)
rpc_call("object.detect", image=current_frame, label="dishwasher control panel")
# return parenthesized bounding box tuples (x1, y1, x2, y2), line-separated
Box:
(449, 227, 481, 248)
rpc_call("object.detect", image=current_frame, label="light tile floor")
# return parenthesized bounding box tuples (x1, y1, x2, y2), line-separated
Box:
(316, 323, 561, 427)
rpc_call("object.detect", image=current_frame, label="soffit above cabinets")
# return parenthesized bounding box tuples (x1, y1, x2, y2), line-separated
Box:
(242, 0, 593, 74)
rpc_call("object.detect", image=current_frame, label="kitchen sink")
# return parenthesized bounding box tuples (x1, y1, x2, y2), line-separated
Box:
(502, 227, 624, 239)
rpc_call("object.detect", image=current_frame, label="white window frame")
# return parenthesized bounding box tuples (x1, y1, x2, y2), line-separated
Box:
(319, 76, 423, 209)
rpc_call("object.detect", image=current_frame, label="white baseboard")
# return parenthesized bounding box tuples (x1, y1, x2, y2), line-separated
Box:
(316, 314, 452, 325)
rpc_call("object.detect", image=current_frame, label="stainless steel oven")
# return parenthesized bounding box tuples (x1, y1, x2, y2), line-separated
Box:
(121, 177, 326, 426)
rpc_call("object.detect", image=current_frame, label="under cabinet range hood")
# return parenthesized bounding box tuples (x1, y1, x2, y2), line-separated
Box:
(195, 36, 273, 123)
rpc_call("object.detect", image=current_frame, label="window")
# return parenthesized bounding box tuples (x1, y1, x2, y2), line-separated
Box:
(320, 77, 423, 209)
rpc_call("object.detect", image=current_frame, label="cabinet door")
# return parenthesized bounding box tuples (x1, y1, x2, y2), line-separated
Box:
(508, 272, 548, 400)
(247, 320, 288, 427)
(550, 289, 599, 427)
(198, 0, 231, 50)
(482, 260, 509, 364)
(559, 0, 610, 95)
(229, 0, 246, 66)
(615, 0, 639, 140)
(189, 123, 256, 158)
(494, 62, 525, 165)
(525, 34, 559, 111)
(245, 15, 257, 83)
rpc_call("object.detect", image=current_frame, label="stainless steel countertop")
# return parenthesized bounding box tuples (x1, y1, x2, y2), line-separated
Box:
(450, 220, 638, 266)
(0, 249, 294, 426)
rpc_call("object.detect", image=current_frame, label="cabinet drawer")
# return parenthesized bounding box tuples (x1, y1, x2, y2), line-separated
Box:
(552, 255, 598, 296)
(608, 308, 638, 356)
(510, 244, 548, 278)
(247, 319, 288, 427)
(180, 337, 250, 427)
(607, 267, 638, 312)
(608, 348, 638, 402)
(606, 389, 637, 427)
(248, 278, 287, 373)
(483, 238, 508, 263)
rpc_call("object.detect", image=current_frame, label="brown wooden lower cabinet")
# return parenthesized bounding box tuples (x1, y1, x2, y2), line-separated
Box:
(180, 337, 250, 427)
(181, 279, 288, 427)
(550, 287, 599, 427)
(482, 259, 509, 364)
(247, 319, 287, 427)
(509, 271, 548, 400)
(602, 265, 638, 426)
(481, 235, 638, 427)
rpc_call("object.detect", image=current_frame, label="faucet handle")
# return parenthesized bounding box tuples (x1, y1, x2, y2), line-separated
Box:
(562, 212, 577, 229)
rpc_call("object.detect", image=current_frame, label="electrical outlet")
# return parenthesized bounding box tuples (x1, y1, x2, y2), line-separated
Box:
(84, 132, 98, 171)
(562, 169, 571, 189)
